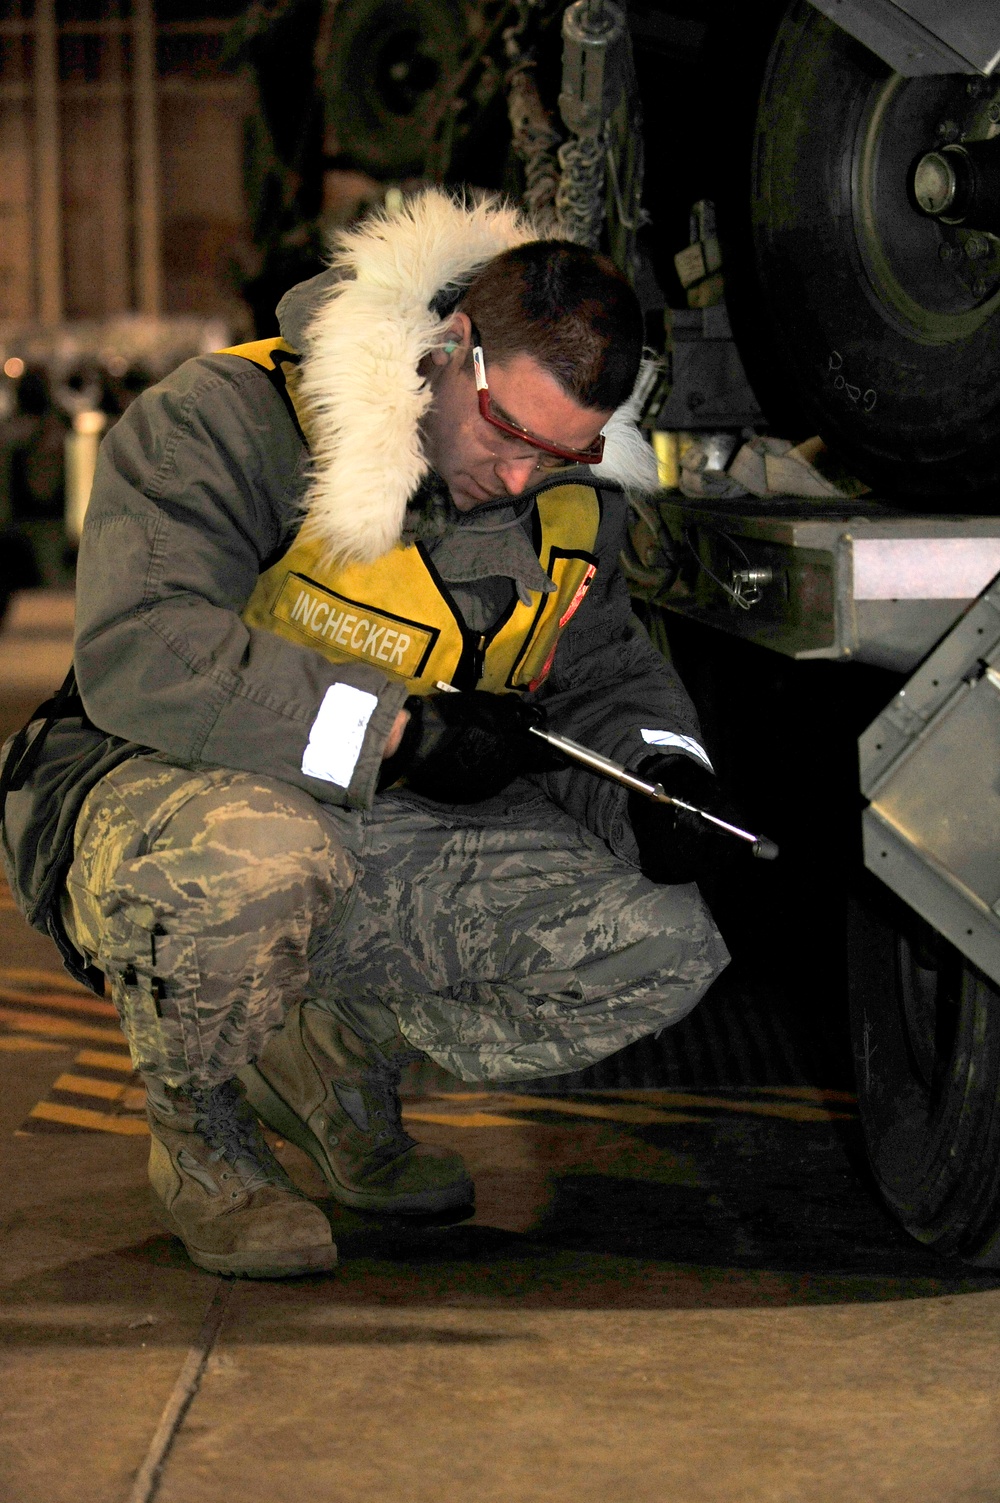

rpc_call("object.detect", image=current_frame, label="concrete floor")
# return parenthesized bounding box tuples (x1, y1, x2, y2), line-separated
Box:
(2, 593, 999, 1503)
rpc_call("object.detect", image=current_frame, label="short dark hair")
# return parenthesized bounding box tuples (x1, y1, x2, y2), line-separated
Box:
(458, 241, 642, 412)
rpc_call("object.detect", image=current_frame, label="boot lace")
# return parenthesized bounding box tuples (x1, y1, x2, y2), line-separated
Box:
(190, 1079, 293, 1195)
(367, 1050, 423, 1154)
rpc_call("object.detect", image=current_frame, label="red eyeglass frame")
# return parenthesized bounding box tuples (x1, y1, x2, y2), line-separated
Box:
(471, 338, 606, 466)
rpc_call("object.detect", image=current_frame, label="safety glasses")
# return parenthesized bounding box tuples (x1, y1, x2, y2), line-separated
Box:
(471, 335, 606, 466)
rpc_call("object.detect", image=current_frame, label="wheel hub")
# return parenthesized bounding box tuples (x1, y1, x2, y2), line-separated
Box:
(374, 31, 442, 117)
(320, 0, 466, 176)
(913, 150, 958, 217)
(913, 137, 1000, 233)
(854, 74, 1000, 341)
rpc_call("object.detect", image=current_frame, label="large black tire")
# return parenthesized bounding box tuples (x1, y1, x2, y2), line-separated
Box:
(726, 1, 1000, 505)
(320, 0, 468, 177)
(849, 879, 1000, 1266)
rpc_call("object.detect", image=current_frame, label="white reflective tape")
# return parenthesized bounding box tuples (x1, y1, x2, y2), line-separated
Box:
(301, 683, 379, 788)
(640, 729, 714, 771)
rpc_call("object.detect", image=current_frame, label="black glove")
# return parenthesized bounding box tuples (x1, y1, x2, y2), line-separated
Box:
(628, 753, 751, 885)
(380, 691, 557, 804)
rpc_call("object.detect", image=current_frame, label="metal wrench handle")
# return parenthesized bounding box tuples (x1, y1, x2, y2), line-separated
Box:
(528, 725, 779, 861)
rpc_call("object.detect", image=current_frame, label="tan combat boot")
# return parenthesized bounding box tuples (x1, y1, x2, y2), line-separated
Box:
(145, 1076, 338, 1278)
(240, 1001, 474, 1215)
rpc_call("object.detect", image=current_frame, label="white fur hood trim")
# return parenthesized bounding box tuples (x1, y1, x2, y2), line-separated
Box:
(292, 188, 658, 564)
(591, 362, 661, 493)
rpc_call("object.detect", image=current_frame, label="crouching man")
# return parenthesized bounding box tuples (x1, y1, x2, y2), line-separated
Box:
(1, 190, 733, 1277)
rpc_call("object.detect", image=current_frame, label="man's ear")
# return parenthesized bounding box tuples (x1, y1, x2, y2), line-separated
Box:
(429, 311, 472, 367)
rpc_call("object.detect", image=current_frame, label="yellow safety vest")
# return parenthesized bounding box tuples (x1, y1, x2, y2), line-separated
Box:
(226, 338, 601, 696)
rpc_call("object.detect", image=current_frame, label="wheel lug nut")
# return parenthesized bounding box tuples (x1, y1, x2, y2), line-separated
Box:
(989, 103, 1000, 124)
(939, 242, 957, 261)
(965, 234, 990, 260)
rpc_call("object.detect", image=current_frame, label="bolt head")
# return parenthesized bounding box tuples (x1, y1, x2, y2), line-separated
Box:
(939, 241, 956, 260)
(989, 103, 1000, 124)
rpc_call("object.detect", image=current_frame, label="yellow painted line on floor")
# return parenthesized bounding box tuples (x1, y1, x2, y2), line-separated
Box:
(685, 1095, 856, 1123)
(27, 1100, 150, 1135)
(53, 1072, 127, 1102)
(756, 1086, 858, 1105)
(0, 1035, 67, 1053)
(404, 1110, 545, 1130)
(50, 1074, 146, 1114)
(0, 966, 96, 990)
(427, 1091, 854, 1124)
(0, 988, 118, 1020)
(567, 1089, 855, 1123)
(75, 1048, 135, 1073)
(403, 1108, 708, 1130)
(407, 1098, 706, 1128)
(0, 1006, 123, 1045)
(493, 1095, 708, 1126)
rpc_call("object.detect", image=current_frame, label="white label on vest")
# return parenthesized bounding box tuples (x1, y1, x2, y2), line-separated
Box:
(272, 573, 438, 679)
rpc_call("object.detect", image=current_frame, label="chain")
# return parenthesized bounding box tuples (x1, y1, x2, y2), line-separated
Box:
(556, 132, 606, 247)
(503, 0, 561, 230)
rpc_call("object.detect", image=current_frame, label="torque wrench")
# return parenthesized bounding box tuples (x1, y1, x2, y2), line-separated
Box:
(526, 727, 775, 859)
(529, 725, 779, 861)
(433, 682, 778, 860)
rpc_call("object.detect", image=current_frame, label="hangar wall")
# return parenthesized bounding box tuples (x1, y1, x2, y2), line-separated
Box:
(0, 0, 251, 326)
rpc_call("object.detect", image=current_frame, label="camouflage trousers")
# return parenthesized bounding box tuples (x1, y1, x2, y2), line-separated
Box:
(63, 756, 730, 1089)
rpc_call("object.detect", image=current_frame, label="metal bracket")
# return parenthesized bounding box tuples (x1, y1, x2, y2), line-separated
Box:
(859, 568, 1000, 984)
(807, 0, 1000, 76)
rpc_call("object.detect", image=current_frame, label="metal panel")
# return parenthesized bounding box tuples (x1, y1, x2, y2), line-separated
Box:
(808, 0, 1000, 75)
(858, 573, 1000, 782)
(853, 537, 1000, 599)
(900, 0, 1000, 72)
(862, 808, 1000, 984)
(859, 570, 1000, 984)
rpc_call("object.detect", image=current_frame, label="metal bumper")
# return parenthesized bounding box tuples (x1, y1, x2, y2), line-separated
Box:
(658, 498, 1000, 672)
